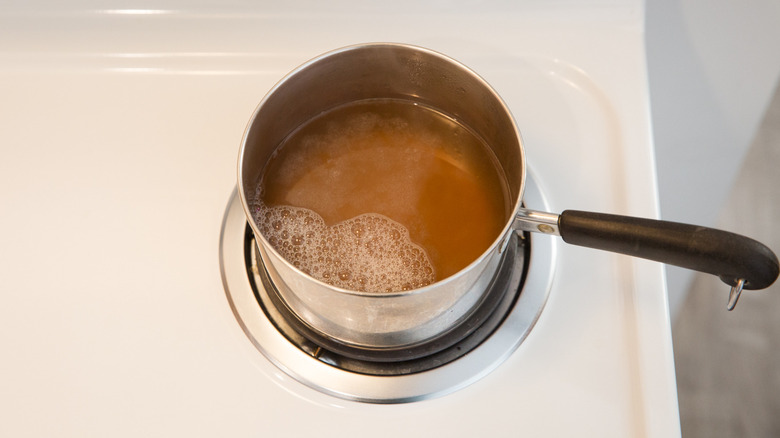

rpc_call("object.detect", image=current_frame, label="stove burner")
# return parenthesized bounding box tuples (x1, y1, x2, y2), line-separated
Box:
(219, 172, 555, 402)
(247, 225, 529, 375)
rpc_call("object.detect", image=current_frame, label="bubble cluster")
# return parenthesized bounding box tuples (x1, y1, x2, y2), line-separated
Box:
(253, 200, 436, 293)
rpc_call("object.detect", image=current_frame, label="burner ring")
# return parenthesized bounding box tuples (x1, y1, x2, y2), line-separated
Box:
(219, 172, 555, 402)
(248, 225, 529, 374)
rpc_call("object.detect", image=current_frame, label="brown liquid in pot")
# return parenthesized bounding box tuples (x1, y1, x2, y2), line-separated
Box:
(253, 99, 509, 292)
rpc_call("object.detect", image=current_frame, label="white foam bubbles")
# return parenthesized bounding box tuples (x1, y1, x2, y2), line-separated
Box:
(253, 201, 436, 293)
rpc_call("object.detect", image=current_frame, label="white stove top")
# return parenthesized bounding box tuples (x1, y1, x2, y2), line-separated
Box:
(0, 2, 679, 436)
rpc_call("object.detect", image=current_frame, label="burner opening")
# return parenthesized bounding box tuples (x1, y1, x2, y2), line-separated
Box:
(244, 225, 530, 376)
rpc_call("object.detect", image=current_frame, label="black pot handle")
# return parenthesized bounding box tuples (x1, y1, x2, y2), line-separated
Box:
(556, 210, 779, 299)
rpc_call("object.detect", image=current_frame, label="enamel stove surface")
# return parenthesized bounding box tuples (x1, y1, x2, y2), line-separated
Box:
(0, 2, 680, 437)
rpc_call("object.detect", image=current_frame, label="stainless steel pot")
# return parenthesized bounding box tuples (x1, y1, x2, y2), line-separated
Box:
(238, 43, 778, 352)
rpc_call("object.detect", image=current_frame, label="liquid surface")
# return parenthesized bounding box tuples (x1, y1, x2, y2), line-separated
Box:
(253, 99, 509, 292)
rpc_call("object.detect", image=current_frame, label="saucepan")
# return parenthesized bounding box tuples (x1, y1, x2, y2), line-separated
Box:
(238, 43, 779, 356)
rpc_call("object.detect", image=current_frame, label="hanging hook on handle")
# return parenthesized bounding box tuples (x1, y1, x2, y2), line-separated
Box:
(727, 278, 746, 311)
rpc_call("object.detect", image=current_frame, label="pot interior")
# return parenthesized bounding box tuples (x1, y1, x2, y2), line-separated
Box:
(240, 43, 524, 223)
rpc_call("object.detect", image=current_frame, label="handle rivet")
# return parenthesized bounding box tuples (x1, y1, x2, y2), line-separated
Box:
(537, 224, 555, 234)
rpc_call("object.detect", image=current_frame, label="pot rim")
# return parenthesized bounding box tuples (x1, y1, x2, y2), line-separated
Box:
(237, 41, 526, 298)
